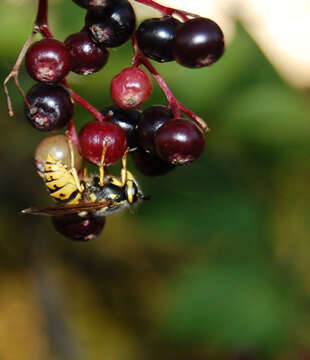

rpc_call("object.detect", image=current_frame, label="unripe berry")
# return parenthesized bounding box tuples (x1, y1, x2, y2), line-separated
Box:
(79, 121, 127, 165)
(35, 135, 82, 175)
(111, 67, 153, 110)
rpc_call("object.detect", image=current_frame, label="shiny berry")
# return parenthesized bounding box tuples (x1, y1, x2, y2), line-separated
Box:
(25, 83, 74, 132)
(52, 213, 106, 241)
(155, 119, 205, 165)
(85, 0, 136, 47)
(173, 17, 224, 68)
(132, 148, 175, 176)
(136, 16, 181, 62)
(79, 121, 127, 165)
(102, 105, 141, 148)
(138, 105, 173, 154)
(111, 67, 152, 110)
(65, 31, 109, 75)
(35, 135, 82, 175)
(25, 39, 72, 83)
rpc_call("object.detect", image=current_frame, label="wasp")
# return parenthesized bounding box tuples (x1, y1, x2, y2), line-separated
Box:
(22, 135, 145, 217)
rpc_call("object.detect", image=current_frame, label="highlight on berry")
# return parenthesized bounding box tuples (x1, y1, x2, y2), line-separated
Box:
(3, 0, 225, 241)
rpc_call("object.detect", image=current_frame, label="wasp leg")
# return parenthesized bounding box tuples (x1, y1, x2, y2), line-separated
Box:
(109, 148, 131, 187)
(66, 131, 84, 193)
(120, 148, 131, 186)
(82, 158, 88, 183)
(99, 141, 109, 187)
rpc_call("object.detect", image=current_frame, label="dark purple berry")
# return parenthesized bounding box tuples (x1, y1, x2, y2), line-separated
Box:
(111, 67, 153, 109)
(65, 31, 109, 75)
(138, 105, 173, 154)
(25, 83, 74, 132)
(52, 213, 106, 241)
(173, 17, 224, 68)
(25, 39, 72, 83)
(155, 118, 205, 165)
(85, 0, 136, 48)
(132, 148, 175, 176)
(79, 121, 127, 165)
(136, 16, 181, 62)
(102, 105, 141, 148)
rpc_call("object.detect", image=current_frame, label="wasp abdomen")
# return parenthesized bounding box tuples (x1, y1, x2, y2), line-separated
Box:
(44, 154, 82, 204)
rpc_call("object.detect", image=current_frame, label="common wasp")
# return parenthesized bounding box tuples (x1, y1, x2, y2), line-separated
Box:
(22, 135, 145, 217)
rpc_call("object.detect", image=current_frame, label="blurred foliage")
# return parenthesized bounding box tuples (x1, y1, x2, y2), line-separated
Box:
(0, 1, 310, 359)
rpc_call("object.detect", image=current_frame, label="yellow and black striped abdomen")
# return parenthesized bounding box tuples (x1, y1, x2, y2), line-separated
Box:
(44, 154, 82, 204)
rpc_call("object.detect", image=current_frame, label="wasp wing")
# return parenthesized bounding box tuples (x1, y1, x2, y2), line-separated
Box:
(21, 200, 112, 216)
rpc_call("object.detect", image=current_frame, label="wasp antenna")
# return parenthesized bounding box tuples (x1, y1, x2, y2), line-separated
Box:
(142, 195, 151, 201)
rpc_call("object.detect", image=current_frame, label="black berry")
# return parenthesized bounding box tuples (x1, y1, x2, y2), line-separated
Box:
(138, 105, 173, 154)
(173, 17, 224, 68)
(65, 31, 109, 75)
(85, 0, 136, 48)
(136, 16, 181, 62)
(132, 148, 175, 176)
(52, 213, 106, 241)
(155, 118, 205, 165)
(102, 104, 141, 148)
(25, 83, 74, 132)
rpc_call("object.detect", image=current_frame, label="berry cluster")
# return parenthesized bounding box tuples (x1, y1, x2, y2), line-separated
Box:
(4, 0, 225, 241)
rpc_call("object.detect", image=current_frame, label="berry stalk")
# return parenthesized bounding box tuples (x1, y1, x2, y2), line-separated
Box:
(133, 0, 199, 21)
(3, 0, 104, 126)
(132, 36, 209, 131)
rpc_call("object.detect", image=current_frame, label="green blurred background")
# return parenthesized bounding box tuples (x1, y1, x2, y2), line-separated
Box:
(1, 1, 310, 359)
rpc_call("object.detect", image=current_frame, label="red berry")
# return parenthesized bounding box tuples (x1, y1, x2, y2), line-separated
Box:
(155, 119, 205, 165)
(79, 121, 127, 165)
(65, 31, 109, 75)
(111, 67, 153, 110)
(52, 213, 106, 241)
(25, 38, 72, 83)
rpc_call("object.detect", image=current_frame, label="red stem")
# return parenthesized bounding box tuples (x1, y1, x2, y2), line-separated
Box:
(65, 83, 105, 122)
(133, 0, 199, 21)
(131, 36, 209, 131)
(35, 0, 105, 124)
(68, 119, 80, 148)
(34, 0, 53, 38)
